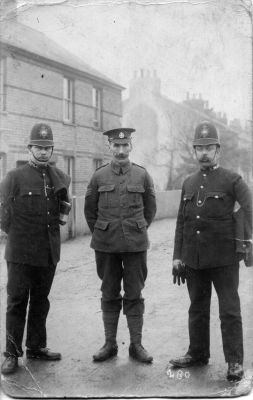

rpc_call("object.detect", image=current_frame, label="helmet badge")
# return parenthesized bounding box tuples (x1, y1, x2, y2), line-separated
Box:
(200, 125, 209, 138)
(39, 127, 48, 139)
(119, 132, 125, 139)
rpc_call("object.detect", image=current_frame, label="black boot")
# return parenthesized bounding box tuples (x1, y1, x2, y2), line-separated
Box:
(127, 315, 153, 363)
(1, 355, 18, 375)
(93, 311, 119, 362)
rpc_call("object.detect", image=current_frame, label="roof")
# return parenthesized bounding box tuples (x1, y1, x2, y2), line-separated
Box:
(0, 21, 124, 90)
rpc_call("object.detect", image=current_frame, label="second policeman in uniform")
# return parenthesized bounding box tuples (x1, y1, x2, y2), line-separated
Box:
(84, 128, 156, 363)
(170, 121, 252, 381)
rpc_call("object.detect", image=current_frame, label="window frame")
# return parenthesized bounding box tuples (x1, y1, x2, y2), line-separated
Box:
(0, 58, 7, 112)
(92, 87, 102, 129)
(63, 77, 74, 123)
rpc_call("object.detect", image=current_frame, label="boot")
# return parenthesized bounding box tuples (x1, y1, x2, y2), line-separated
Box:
(1, 355, 18, 375)
(227, 362, 244, 381)
(127, 315, 153, 363)
(93, 311, 119, 362)
(169, 353, 209, 368)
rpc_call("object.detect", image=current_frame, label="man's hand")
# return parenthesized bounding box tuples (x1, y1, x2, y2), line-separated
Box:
(172, 259, 186, 285)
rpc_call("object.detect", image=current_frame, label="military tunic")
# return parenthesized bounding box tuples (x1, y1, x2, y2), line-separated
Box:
(84, 160, 156, 315)
(85, 160, 156, 253)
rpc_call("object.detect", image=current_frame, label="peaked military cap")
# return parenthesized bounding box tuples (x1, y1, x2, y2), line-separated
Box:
(29, 123, 54, 146)
(103, 128, 135, 144)
(193, 121, 220, 146)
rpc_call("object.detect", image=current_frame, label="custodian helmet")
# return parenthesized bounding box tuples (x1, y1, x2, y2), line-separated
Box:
(29, 123, 54, 146)
(193, 121, 220, 147)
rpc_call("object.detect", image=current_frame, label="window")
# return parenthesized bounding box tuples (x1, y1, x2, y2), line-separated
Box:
(65, 156, 74, 195)
(93, 158, 103, 171)
(63, 77, 74, 122)
(0, 58, 7, 111)
(0, 153, 6, 180)
(92, 87, 102, 128)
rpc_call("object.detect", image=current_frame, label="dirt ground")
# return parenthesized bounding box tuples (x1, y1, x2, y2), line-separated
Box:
(1, 218, 253, 399)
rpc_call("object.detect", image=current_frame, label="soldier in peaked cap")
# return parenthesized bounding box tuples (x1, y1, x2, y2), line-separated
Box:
(84, 128, 156, 363)
(169, 121, 252, 382)
(0, 123, 71, 375)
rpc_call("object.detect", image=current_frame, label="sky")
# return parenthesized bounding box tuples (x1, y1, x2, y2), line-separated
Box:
(14, 0, 253, 124)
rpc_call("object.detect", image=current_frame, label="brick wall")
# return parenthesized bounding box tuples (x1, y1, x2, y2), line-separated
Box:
(1, 52, 122, 194)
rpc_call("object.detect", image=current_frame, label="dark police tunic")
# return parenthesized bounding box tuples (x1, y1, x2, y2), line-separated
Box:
(173, 166, 252, 364)
(84, 160, 156, 314)
(173, 166, 252, 268)
(0, 162, 70, 356)
(0, 163, 70, 266)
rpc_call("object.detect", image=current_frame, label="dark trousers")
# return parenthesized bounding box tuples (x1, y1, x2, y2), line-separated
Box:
(186, 264, 243, 364)
(5, 262, 56, 357)
(95, 251, 147, 315)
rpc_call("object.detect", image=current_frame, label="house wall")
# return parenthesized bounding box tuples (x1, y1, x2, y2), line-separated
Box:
(0, 53, 122, 197)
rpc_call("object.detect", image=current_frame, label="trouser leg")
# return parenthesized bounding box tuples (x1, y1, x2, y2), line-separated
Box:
(26, 264, 56, 350)
(5, 263, 30, 357)
(186, 266, 211, 360)
(212, 264, 243, 364)
(122, 252, 147, 344)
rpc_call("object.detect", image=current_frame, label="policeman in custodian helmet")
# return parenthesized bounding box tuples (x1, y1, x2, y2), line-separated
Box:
(0, 123, 71, 375)
(84, 127, 156, 364)
(170, 121, 252, 382)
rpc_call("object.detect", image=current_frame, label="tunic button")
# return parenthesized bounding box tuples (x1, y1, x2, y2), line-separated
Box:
(47, 224, 50, 228)
(196, 230, 200, 234)
(29, 192, 32, 195)
(198, 200, 202, 204)
(200, 186, 204, 189)
(215, 195, 219, 199)
(203, 174, 207, 177)
(196, 215, 200, 219)
(48, 211, 50, 215)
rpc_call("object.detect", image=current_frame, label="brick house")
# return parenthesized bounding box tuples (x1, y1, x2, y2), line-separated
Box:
(0, 20, 123, 196)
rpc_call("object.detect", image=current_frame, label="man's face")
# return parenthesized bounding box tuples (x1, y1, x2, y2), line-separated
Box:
(194, 144, 220, 168)
(28, 145, 53, 166)
(109, 142, 132, 163)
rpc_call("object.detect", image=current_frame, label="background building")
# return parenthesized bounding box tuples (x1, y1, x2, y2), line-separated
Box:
(123, 70, 250, 190)
(0, 20, 123, 196)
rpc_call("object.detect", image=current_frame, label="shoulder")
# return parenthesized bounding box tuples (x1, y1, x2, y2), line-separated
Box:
(132, 162, 146, 171)
(49, 165, 71, 186)
(218, 166, 240, 180)
(93, 163, 110, 177)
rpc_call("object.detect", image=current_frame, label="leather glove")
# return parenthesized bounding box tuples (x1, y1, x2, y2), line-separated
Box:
(172, 259, 186, 285)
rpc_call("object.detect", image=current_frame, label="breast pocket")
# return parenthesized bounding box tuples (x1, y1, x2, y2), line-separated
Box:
(182, 192, 194, 216)
(98, 184, 116, 208)
(205, 191, 226, 218)
(16, 188, 42, 216)
(127, 184, 145, 207)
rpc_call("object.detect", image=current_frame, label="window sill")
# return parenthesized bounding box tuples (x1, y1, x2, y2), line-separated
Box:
(62, 120, 76, 126)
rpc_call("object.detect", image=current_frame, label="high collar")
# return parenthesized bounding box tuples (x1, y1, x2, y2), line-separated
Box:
(200, 164, 219, 172)
(29, 160, 48, 172)
(111, 160, 131, 175)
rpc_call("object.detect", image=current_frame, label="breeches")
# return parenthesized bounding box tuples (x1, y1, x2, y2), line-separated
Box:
(5, 262, 56, 357)
(95, 251, 147, 315)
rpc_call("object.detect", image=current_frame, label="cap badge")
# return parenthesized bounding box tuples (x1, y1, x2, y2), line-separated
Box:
(200, 125, 209, 138)
(119, 132, 125, 139)
(39, 127, 48, 138)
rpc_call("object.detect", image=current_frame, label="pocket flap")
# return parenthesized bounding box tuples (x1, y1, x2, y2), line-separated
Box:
(98, 185, 115, 192)
(20, 188, 41, 196)
(206, 191, 225, 199)
(183, 192, 194, 201)
(136, 219, 148, 229)
(95, 220, 109, 230)
(127, 184, 145, 193)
